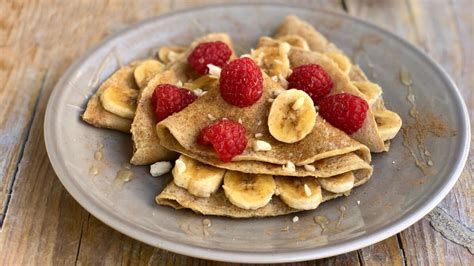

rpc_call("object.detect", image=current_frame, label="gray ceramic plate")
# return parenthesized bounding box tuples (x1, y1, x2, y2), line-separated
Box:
(44, 4, 470, 263)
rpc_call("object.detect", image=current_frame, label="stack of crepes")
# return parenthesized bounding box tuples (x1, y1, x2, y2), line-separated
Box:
(82, 16, 402, 218)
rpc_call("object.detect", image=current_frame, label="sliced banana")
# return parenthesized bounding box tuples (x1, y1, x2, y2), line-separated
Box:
(325, 52, 352, 75)
(373, 109, 402, 141)
(134, 60, 164, 89)
(318, 172, 355, 193)
(268, 89, 316, 143)
(222, 171, 275, 210)
(172, 155, 225, 198)
(276, 35, 310, 50)
(251, 42, 290, 77)
(158, 45, 187, 64)
(100, 85, 138, 119)
(352, 81, 383, 106)
(275, 176, 322, 210)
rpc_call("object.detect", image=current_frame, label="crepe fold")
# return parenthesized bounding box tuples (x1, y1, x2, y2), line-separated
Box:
(156, 73, 371, 176)
(156, 165, 371, 218)
(129, 33, 237, 165)
(82, 62, 140, 133)
(273, 15, 402, 152)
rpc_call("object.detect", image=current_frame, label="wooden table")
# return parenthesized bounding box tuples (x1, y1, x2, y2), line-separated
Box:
(1, 0, 472, 264)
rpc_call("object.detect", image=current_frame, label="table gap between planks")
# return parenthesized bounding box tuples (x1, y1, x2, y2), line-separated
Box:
(0, 0, 471, 265)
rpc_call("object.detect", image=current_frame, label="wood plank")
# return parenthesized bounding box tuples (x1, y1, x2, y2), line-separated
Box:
(345, 0, 473, 264)
(357, 236, 404, 266)
(0, 0, 172, 264)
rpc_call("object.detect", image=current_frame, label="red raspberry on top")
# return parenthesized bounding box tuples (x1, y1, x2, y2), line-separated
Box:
(287, 64, 333, 104)
(197, 119, 247, 162)
(219, 57, 263, 107)
(151, 84, 197, 122)
(187, 41, 232, 75)
(318, 93, 369, 135)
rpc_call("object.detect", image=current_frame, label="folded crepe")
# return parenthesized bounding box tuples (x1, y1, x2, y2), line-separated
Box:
(130, 70, 179, 165)
(272, 15, 402, 152)
(156, 74, 371, 173)
(157, 180, 358, 218)
(82, 61, 141, 133)
(129, 33, 237, 165)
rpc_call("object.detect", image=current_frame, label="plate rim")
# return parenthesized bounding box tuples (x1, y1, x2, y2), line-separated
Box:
(44, 3, 471, 263)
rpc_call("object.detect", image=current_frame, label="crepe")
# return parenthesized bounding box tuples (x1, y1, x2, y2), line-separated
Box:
(156, 73, 371, 174)
(130, 70, 179, 165)
(273, 15, 402, 152)
(82, 62, 140, 133)
(129, 33, 237, 165)
(156, 162, 371, 217)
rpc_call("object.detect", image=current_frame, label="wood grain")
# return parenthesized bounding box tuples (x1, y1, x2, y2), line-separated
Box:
(346, 0, 474, 264)
(0, 0, 471, 265)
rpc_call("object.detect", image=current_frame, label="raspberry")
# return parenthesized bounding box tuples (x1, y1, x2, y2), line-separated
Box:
(151, 84, 197, 122)
(187, 41, 232, 75)
(287, 64, 333, 103)
(197, 119, 247, 162)
(318, 93, 369, 135)
(219, 57, 263, 107)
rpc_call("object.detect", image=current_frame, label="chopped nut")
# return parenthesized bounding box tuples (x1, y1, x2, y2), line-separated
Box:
(175, 159, 186, 174)
(192, 88, 203, 97)
(283, 161, 296, 172)
(176, 80, 183, 87)
(303, 183, 312, 197)
(254, 133, 263, 138)
(207, 114, 216, 121)
(267, 98, 274, 103)
(292, 216, 299, 223)
(304, 164, 316, 172)
(271, 75, 278, 82)
(357, 200, 361, 205)
(253, 140, 272, 152)
(273, 59, 283, 65)
(207, 64, 221, 78)
(292, 97, 305, 111)
(273, 89, 284, 97)
(238, 118, 243, 124)
(257, 120, 262, 126)
(278, 74, 288, 88)
(150, 161, 172, 177)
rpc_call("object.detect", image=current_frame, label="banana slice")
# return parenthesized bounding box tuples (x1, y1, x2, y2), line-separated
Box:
(275, 176, 322, 210)
(325, 52, 352, 75)
(373, 109, 402, 141)
(222, 171, 275, 210)
(352, 81, 383, 106)
(318, 172, 355, 193)
(172, 155, 225, 198)
(268, 89, 316, 143)
(251, 42, 291, 77)
(100, 85, 138, 119)
(158, 45, 187, 64)
(276, 35, 310, 50)
(134, 60, 164, 89)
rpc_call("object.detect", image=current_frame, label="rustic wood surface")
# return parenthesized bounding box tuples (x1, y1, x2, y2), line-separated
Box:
(0, 0, 472, 265)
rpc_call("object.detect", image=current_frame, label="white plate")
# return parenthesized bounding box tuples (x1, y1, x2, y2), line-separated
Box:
(44, 4, 470, 263)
